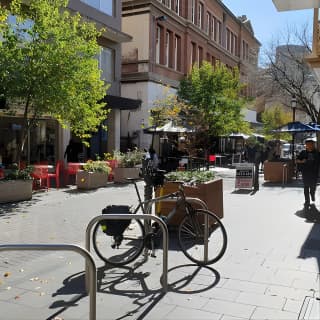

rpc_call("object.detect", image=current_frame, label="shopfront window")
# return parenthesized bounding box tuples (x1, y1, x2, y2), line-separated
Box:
(0, 117, 57, 165)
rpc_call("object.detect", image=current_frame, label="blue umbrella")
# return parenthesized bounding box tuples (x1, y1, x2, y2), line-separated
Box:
(272, 121, 320, 133)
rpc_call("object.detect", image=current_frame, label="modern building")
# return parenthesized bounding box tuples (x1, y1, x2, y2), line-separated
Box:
(0, 0, 140, 165)
(121, 0, 261, 150)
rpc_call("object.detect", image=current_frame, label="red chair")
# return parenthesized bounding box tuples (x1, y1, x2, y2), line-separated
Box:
(208, 154, 216, 167)
(106, 160, 118, 182)
(31, 162, 49, 190)
(65, 162, 81, 185)
(47, 160, 64, 189)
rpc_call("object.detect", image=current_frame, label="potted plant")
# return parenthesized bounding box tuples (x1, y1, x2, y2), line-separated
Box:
(112, 149, 144, 183)
(76, 160, 111, 189)
(0, 164, 33, 203)
(155, 170, 223, 225)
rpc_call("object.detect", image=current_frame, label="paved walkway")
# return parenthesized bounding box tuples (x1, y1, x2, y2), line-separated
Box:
(0, 169, 320, 319)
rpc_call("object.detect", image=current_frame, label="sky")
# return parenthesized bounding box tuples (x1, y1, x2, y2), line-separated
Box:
(222, 0, 313, 51)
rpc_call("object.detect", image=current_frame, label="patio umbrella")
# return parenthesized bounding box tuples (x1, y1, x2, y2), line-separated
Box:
(272, 121, 320, 133)
(143, 120, 194, 136)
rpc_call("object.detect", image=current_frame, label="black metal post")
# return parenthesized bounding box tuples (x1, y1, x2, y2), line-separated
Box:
(142, 158, 153, 212)
(292, 106, 296, 161)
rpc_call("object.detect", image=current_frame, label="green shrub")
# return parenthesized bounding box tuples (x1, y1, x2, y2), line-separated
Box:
(4, 163, 33, 180)
(82, 160, 111, 174)
(113, 149, 145, 168)
(165, 170, 215, 184)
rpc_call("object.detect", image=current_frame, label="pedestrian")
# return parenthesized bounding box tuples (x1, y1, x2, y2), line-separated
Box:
(296, 138, 320, 210)
(148, 147, 159, 169)
(64, 139, 79, 162)
(244, 136, 262, 191)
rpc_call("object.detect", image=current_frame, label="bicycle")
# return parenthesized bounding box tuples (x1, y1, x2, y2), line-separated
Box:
(92, 173, 227, 267)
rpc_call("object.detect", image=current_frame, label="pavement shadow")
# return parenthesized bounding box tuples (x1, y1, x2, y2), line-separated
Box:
(167, 264, 220, 294)
(263, 180, 304, 189)
(96, 262, 220, 319)
(231, 189, 252, 195)
(0, 197, 42, 217)
(48, 271, 87, 319)
(97, 264, 165, 320)
(295, 204, 320, 223)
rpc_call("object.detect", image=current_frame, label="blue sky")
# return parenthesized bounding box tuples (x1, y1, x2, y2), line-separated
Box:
(222, 0, 313, 49)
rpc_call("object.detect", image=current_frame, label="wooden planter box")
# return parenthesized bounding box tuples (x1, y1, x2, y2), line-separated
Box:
(76, 171, 109, 189)
(0, 180, 33, 203)
(264, 161, 294, 183)
(113, 167, 140, 183)
(155, 179, 223, 226)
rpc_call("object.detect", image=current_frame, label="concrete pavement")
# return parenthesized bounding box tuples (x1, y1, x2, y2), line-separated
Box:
(0, 168, 320, 319)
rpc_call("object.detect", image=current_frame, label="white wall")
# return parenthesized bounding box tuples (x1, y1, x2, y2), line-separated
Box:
(121, 82, 177, 150)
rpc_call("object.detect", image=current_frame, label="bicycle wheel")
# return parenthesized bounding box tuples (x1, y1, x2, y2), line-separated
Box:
(92, 219, 145, 266)
(178, 208, 227, 265)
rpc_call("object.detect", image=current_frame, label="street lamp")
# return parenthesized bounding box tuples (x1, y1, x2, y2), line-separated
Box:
(291, 96, 297, 160)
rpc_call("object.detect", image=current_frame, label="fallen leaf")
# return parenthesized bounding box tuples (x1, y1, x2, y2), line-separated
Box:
(14, 296, 20, 300)
(29, 277, 39, 282)
(4, 272, 11, 278)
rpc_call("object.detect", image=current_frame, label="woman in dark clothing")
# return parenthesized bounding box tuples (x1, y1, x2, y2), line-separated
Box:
(64, 139, 79, 162)
(296, 138, 320, 209)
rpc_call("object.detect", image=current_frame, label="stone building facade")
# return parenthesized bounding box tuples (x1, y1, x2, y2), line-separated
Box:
(121, 0, 261, 150)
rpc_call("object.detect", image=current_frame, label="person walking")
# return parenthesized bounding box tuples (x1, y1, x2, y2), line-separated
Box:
(64, 139, 79, 162)
(244, 136, 262, 191)
(296, 138, 320, 210)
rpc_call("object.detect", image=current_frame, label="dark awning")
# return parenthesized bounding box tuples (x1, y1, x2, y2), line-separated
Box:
(102, 95, 141, 110)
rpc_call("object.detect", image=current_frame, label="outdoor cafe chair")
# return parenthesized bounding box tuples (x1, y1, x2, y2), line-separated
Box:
(64, 162, 82, 185)
(208, 154, 216, 167)
(31, 162, 49, 190)
(47, 160, 64, 189)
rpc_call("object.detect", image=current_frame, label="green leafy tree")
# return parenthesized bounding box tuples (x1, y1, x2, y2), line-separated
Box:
(0, 0, 108, 162)
(177, 62, 250, 149)
(261, 105, 292, 140)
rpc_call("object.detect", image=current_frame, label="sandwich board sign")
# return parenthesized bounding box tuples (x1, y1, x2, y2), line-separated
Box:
(235, 163, 254, 189)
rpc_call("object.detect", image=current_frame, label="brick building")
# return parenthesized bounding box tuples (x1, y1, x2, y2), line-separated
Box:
(121, 0, 261, 150)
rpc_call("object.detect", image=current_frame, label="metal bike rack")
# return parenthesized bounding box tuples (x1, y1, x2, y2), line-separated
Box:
(0, 244, 97, 320)
(150, 195, 211, 263)
(86, 214, 169, 292)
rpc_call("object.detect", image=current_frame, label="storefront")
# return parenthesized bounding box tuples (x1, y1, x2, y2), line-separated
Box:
(0, 116, 60, 165)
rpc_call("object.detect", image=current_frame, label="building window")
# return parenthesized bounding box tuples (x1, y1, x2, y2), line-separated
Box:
(226, 28, 230, 51)
(165, 31, 170, 67)
(217, 21, 222, 45)
(191, 0, 196, 24)
(211, 16, 216, 41)
(198, 46, 203, 66)
(191, 42, 197, 67)
(198, 2, 204, 29)
(80, 0, 114, 16)
(233, 34, 237, 56)
(99, 47, 114, 82)
(242, 40, 249, 60)
(156, 26, 161, 64)
(174, 35, 181, 71)
(174, 0, 180, 15)
(206, 12, 210, 35)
